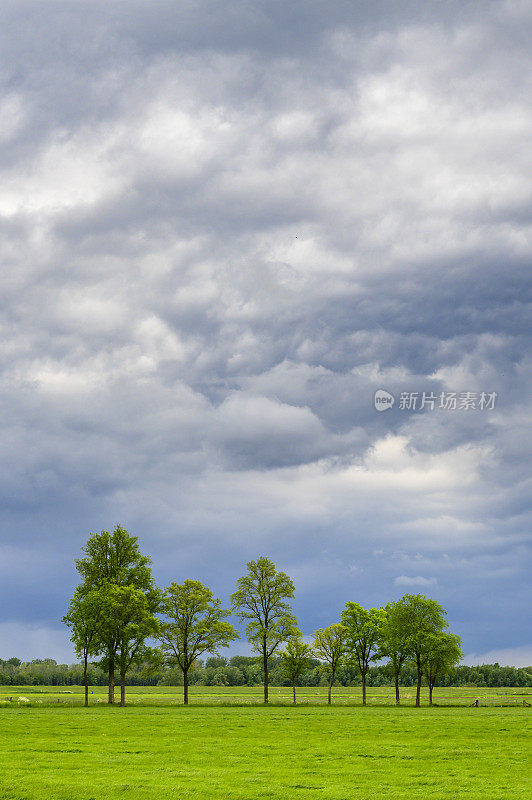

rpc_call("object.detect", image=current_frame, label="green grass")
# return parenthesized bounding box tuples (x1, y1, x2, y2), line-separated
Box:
(0, 688, 530, 799)
(1, 683, 530, 706)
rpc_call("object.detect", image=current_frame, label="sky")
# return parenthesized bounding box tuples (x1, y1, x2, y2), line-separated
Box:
(0, 0, 530, 667)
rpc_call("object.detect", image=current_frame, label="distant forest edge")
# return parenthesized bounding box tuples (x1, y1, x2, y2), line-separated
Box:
(1, 656, 531, 688)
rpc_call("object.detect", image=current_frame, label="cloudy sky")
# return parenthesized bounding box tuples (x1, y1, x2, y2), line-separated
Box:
(1, 0, 530, 667)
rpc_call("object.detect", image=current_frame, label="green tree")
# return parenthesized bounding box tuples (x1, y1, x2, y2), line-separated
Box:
(159, 580, 239, 704)
(75, 524, 153, 589)
(62, 587, 105, 706)
(424, 632, 463, 705)
(231, 556, 298, 703)
(279, 637, 314, 703)
(73, 524, 158, 703)
(379, 599, 412, 704)
(400, 594, 449, 707)
(313, 624, 347, 705)
(103, 585, 161, 706)
(341, 603, 386, 705)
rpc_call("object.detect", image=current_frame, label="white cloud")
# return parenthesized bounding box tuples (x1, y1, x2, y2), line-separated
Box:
(393, 575, 437, 587)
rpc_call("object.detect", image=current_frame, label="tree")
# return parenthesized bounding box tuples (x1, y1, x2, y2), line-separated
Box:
(73, 524, 158, 703)
(75, 524, 153, 589)
(313, 624, 347, 705)
(424, 632, 463, 705)
(279, 637, 314, 703)
(62, 587, 105, 706)
(341, 603, 386, 705)
(231, 556, 298, 703)
(379, 599, 412, 704)
(400, 594, 449, 707)
(159, 580, 239, 704)
(105, 585, 161, 706)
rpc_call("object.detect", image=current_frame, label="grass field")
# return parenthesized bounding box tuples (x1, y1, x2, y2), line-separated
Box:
(1, 683, 531, 706)
(0, 687, 530, 799)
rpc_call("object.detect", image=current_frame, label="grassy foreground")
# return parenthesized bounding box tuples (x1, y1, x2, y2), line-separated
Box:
(0, 694, 530, 800)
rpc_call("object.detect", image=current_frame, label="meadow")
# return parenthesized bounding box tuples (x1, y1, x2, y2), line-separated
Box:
(1, 684, 531, 707)
(0, 686, 530, 800)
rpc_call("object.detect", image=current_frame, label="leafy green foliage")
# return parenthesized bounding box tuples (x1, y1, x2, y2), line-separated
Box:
(62, 587, 107, 705)
(62, 588, 105, 662)
(341, 603, 386, 704)
(2, 659, 530, 689)
(379, 599, 413, 703)
(75, 525, 153, 592)
(67, 524, 159, 705)
(424, 632, 463, 704)
(231, 556, 299, 702)
(279, 637, 314, 702)
(103, 585, 161, 705)
(313, 624, 347, 703)
(397, 593, 449, 706)
(159, 580, 239, 703)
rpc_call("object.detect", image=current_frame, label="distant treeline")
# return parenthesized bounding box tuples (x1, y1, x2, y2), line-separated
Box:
(1, 656, 531, 688)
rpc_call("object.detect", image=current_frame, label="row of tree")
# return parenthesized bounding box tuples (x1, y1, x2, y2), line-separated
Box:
(2, 656, 530, 690)
(64, 525, 464, 707)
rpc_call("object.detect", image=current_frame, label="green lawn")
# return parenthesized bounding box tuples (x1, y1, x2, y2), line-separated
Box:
(0, 689, 530, 799)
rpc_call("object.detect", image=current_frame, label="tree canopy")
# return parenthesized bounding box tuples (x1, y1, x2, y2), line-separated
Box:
(398, 593, 449, 707)
(68, 525, 159, 704)
(231, 556, 298, 703)
(279, 636, 314, 703)
(313, 624, 347, 705)
(62, 539, 473, 707)
(379, 599, 413, 704)
(159, 580, 239, 704)
(341, 603, 386, 704)
(424, 632, 463, 705)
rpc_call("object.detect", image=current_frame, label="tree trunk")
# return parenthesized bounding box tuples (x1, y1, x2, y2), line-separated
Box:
(183, 668, 189, 705)
(362, 669, 367, 705)
(263, 648, 269, 704)
(395, 672, 400, 705)
(429, 684, 433, 706)
(120, 671, 126, 707)
(292, 680, 296, 704)
(328, 668, 335, 705)
(108, 656, 115, 704)
(415, 655, 422, 707)
(84, 652, 88, 708)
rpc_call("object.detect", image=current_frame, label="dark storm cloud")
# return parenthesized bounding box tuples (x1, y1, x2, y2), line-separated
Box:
(0, 0, 530, 663)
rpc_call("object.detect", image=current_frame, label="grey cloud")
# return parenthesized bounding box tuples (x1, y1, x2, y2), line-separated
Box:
(0, 0, 530, 660)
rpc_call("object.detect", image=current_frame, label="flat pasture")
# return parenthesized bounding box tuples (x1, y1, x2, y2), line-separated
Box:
(0, 687, 530, 799)
(1, 684, 531, 706)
